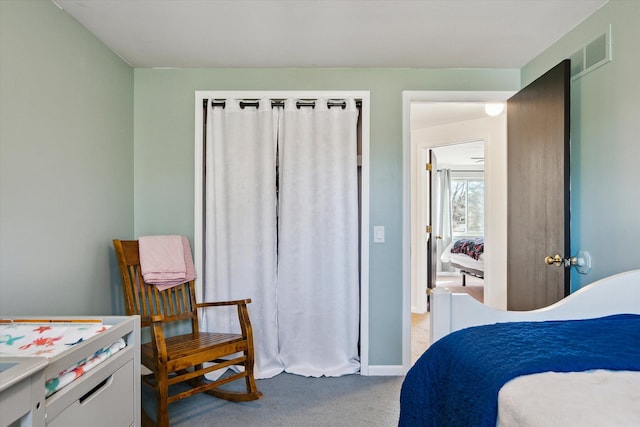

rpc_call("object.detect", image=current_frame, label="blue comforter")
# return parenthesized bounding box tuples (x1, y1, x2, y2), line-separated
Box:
(399, 314, 640, 427)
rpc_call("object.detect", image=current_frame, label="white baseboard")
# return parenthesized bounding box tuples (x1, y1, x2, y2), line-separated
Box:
(364, 365, 404, 376)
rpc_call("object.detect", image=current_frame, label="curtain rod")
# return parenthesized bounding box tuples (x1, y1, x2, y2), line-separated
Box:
(204, 99, 362, 109)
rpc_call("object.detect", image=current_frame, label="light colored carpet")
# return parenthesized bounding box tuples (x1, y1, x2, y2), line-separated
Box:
(411, 312, 430, 365)
(143, 372, 404, 427)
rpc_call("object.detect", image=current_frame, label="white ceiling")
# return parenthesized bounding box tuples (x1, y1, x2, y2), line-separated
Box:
(412, 102, 493, 167)
(411, 102, 490, 129)
(53, 0, 607, 69)
(433, 139, 486, 169)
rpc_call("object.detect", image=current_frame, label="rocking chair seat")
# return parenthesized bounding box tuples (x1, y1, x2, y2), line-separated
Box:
(140, 332, 245, 369)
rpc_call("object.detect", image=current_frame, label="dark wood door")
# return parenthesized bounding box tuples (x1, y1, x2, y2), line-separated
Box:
(427, 149, 438, 290)
(507, 60, 571, 310)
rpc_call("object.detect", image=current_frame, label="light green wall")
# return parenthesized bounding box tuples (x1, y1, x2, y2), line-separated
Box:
(522, 0, 640, 289)
(0, 0, 134, 315)
(134, 68, 519, 364)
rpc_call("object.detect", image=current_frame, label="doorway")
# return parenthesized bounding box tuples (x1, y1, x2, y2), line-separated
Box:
(402, 91, 514, 370)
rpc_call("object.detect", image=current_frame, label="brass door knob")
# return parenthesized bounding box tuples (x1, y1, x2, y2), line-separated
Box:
(544, 254, 563, 267)
(545, 251, 592, 273)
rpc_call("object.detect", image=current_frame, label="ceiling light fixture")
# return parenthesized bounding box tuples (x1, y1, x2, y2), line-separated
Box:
(484, 103, 505, 116)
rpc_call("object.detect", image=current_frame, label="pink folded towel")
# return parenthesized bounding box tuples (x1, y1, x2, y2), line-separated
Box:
(138, 235, 196, 290)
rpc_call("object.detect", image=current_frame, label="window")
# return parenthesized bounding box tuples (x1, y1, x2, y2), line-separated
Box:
(451, 177, 484, 235)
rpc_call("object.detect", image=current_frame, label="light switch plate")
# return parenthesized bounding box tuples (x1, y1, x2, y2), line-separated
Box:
(373, 226, 385, 243)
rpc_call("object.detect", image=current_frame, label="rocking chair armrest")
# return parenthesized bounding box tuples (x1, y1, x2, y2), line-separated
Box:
(196, 299, 252, 308)
(137, 313, 164, 324)
(149, 314, 165, 323)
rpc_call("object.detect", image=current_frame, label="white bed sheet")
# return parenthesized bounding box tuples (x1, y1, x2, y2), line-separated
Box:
(497, 370, 640, 427)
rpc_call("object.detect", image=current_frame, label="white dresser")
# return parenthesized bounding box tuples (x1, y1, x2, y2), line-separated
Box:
(0, 316, 140, 427)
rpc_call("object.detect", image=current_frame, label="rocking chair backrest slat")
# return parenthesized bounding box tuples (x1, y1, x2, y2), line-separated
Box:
(113, 240, 198, 330)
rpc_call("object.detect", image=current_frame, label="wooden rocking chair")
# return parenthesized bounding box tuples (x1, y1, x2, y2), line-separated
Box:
(113, 239, 262, 427)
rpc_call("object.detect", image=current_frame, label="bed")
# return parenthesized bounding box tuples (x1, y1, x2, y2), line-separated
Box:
(399, 269, 640, 426)
(0, 316, 140, 427)
(440, 238, 484, 285)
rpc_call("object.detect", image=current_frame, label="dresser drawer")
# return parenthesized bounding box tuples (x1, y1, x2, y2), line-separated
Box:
(47, 359, 134, 427)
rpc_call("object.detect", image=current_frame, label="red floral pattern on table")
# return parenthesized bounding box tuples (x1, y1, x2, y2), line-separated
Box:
(0, 323, 110, 357)
(19, 336, 62, 350)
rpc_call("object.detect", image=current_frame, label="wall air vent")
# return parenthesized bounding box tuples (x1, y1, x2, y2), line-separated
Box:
(570, 25, 612, 81)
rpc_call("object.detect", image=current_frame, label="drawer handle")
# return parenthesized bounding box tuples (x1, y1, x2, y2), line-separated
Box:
(79, 375, 113, 404)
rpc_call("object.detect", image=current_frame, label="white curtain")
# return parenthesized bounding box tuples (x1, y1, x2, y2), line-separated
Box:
(204, 97, 360, 379)
(437, 169, 454, 272)
(204, 99, 283, 378)
(277, 99, 360, 377)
